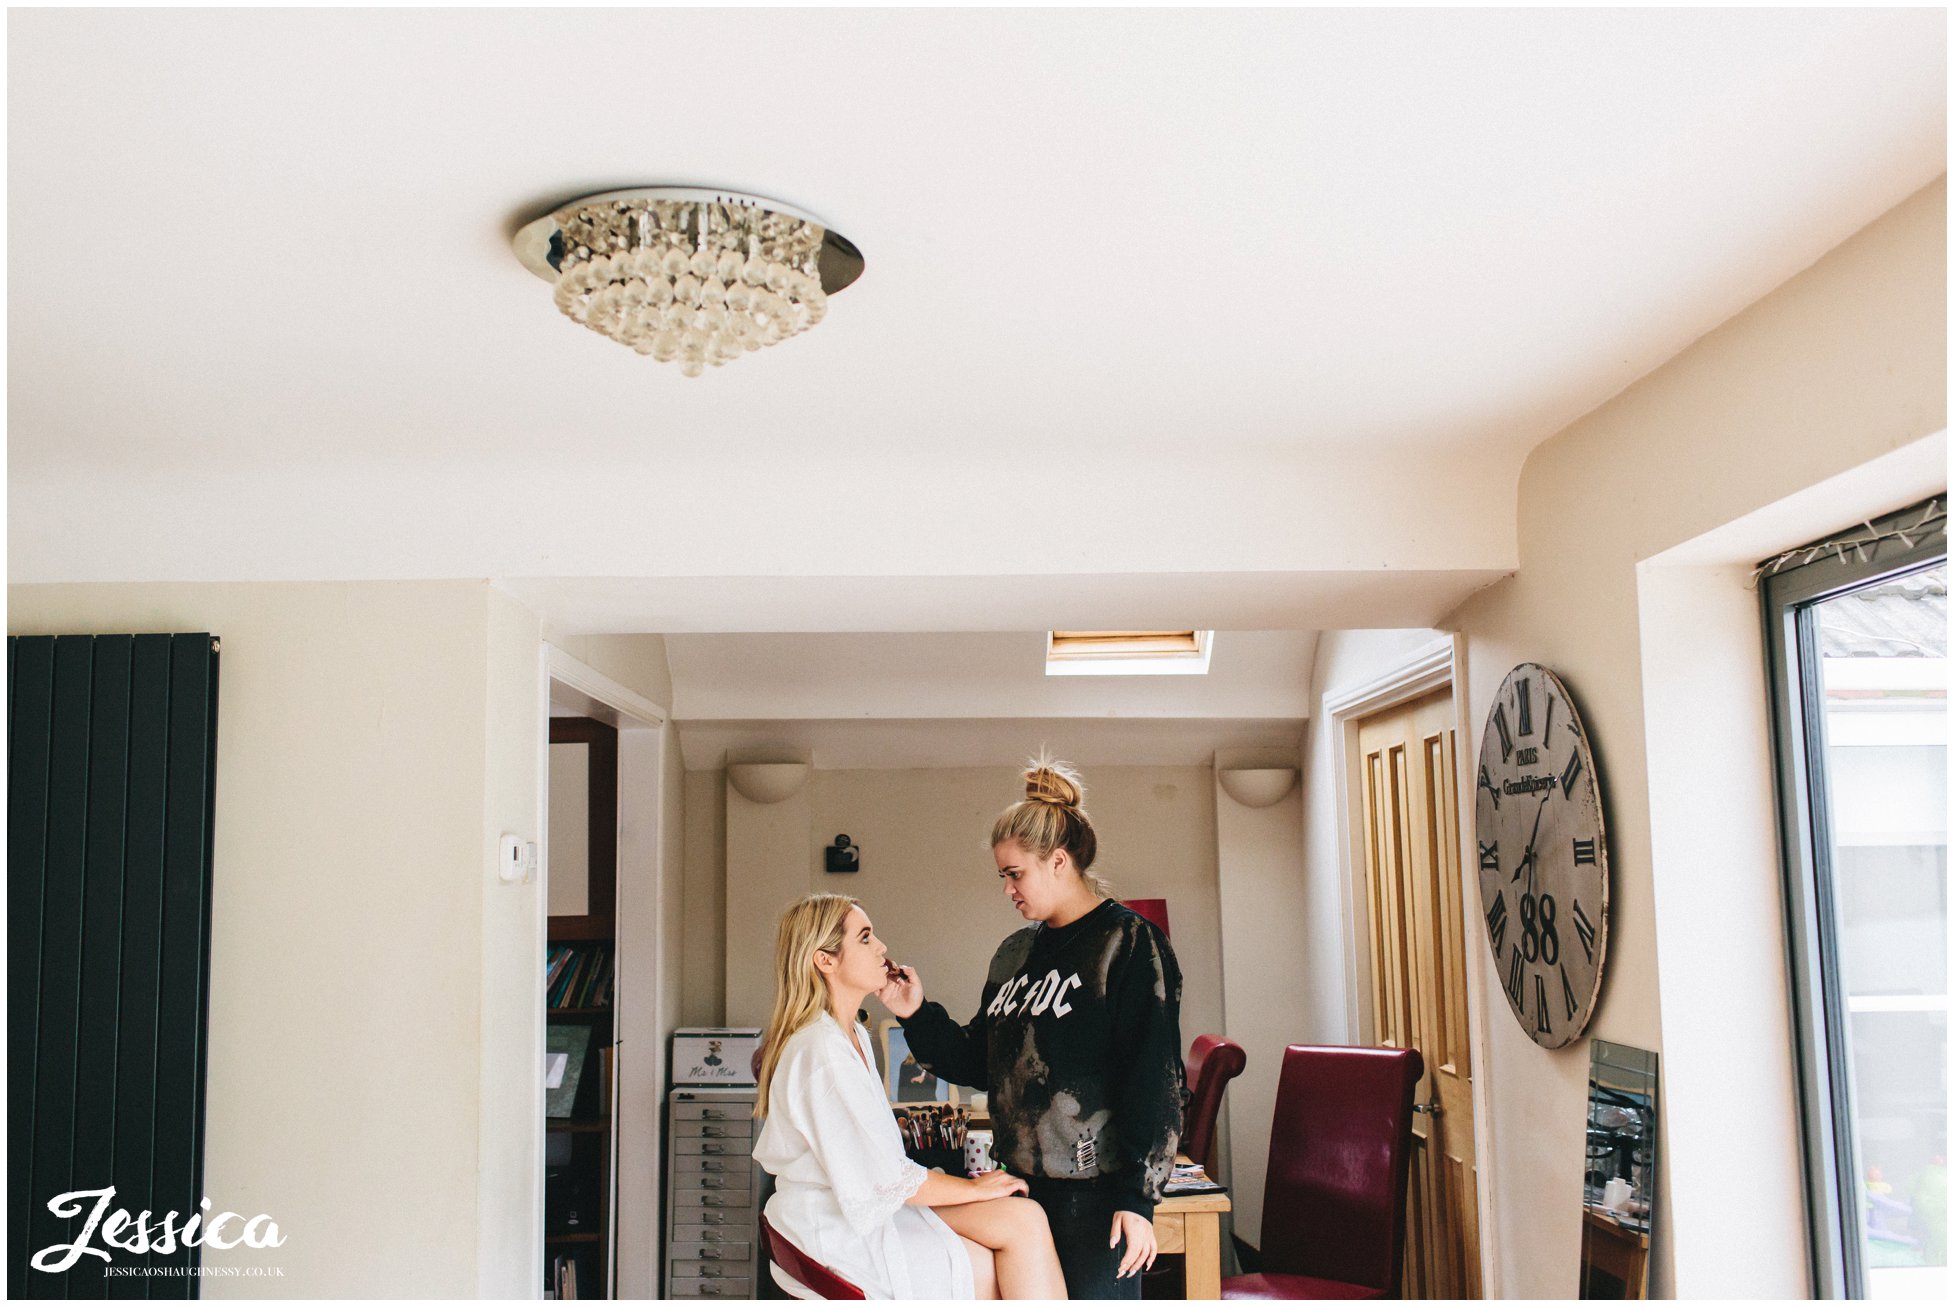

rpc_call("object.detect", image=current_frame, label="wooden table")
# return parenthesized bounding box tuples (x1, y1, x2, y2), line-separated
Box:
(1155, 1183, 1232, 1299)
(1580, 1205, 1650, 1298)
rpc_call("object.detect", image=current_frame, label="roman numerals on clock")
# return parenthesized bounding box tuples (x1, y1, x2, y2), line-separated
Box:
(1572, 900, 1596, 964)
(1505, 947, 1525, 1007)
(1485, 892, 1508, 955)
(1560, 750, 1584, 799)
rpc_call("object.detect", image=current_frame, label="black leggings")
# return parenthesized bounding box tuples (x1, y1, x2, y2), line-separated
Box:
(1026, 1177, 1141, 1300)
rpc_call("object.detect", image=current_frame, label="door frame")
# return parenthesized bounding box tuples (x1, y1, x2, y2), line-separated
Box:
(537, 644, 669, 1298)
(1323, 632, 1501, 1297)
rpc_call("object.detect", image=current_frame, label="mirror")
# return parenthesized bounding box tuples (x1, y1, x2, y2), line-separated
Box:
(1580, 1039, 1658, 1299)
(546, 716, 617, 931)
(548, 740, 591, 916)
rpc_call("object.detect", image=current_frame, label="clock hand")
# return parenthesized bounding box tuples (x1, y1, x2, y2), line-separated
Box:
(1512, 793, 1551, 891)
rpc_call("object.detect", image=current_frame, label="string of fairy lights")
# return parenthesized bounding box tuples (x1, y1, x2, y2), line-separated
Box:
(1750, 497, 1945, 588)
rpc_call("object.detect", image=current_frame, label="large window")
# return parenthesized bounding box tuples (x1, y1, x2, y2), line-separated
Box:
(1764, 497, 1947, 1299)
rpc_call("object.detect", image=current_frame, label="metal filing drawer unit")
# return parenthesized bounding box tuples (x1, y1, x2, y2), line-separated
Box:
(664, 1088, 764, 1299)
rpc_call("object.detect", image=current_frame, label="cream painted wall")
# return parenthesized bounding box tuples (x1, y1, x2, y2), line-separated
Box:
(681, 770, 728, 1026)
(1435, 176, 1947, 1298)
(708, 765, 1227, 1082)
(1211, 747, 1309, 1246)
(538, 629, 675, 711)
(479, 588, 545, 1296)
(724, 779, 814, 1027)
(546, 744, 591, 915)
(7, 580, 543, 1297)
(613, 723, 677, 1299)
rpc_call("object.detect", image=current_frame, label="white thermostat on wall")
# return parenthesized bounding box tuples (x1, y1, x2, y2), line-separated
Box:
(497, 833, 535, 884)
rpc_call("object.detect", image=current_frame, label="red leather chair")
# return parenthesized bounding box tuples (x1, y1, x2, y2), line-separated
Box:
(1222, 1045, 1425, 1301)
(1143, 1035, 1248, 1299)
(1183, 1034, 1247, 1172)
(760, 1212, 866, 1300)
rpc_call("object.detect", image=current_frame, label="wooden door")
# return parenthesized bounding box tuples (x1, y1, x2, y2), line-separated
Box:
(1358, 687, 1482, 1299)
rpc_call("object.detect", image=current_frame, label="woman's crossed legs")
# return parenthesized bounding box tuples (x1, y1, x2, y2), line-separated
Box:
(935, 1195, 1067, 1300)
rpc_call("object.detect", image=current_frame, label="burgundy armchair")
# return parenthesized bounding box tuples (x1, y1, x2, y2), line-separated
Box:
(1183, 1034, 1248, 1173)
(1222, 1045, 1425, 1300)
(1144, 1035, 1247, 1299)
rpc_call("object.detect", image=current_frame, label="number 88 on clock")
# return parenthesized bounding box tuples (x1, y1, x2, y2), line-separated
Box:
(1474, 663, 1609, 1050)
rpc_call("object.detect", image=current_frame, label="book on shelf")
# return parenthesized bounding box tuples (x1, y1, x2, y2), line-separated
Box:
(547, 1253, 579, 1300)
(546, 942, 613, 1011)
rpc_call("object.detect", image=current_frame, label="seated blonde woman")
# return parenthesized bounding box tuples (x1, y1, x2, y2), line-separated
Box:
(753, 894, 1065, 1300)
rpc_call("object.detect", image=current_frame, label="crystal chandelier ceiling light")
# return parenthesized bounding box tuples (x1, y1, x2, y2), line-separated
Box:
(513, 187, 864, 377)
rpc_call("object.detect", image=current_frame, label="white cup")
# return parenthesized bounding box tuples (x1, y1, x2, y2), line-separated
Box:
(1603, 1177, 1632, 1211)
(965, 1130, 996, 1175)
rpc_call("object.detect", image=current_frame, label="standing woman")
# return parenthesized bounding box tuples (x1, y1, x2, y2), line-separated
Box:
(880, 760, 1186, 1299)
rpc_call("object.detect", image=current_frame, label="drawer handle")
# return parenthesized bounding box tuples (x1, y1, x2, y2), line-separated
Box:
(701, 1109, 726, 1119)
(703, 1195, 731, 1207)
(702, 1143, 724, 1154)
(700, 1126, 726, 1137)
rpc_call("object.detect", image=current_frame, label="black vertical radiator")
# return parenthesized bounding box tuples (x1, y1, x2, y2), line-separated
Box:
(9, 635, 220, 1299)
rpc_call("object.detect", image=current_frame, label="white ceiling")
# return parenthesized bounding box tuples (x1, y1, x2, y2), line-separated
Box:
(666, 630, 1316, 720)
(7, 7, 1946, 640)
(665, 629, 1317, 768)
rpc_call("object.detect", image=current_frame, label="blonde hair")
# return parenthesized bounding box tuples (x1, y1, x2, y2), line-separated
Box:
(755, 893, 860, 1118)
(990, 754, 1113, 898)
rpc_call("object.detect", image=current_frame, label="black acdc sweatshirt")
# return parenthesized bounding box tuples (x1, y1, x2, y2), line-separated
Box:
(901, 899, 1185, 1218)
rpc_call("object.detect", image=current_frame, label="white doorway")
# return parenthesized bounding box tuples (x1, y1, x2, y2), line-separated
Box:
(539, 645, 670, 1300)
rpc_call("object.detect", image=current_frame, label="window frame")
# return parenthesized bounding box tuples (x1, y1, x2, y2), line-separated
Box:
(1760, 496, 1946, 1298)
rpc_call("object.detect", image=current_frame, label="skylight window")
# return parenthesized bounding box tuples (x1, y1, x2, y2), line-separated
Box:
(1045, 630, 1215, 676)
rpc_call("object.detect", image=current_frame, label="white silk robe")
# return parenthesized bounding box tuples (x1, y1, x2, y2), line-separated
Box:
(753, 1013, 974, 1300)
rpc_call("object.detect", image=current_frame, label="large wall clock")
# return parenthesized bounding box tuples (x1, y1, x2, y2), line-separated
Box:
(1474, 663, 1609, 1049)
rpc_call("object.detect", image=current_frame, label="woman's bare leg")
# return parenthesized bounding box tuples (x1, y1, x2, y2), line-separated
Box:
(959, 1236, 999, 1300)
(933, 1197, 1067, 1300)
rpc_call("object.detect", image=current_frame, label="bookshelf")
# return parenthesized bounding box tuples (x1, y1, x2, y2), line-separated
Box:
(546, 716, 618, 1301)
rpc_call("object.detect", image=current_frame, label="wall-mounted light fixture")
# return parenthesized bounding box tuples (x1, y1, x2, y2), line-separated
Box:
(728, 762, 809, 804)
(1218, 766, 1299, 808)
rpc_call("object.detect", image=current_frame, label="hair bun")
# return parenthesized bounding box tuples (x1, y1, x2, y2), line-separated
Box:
(1023, 756, 1085, 808)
